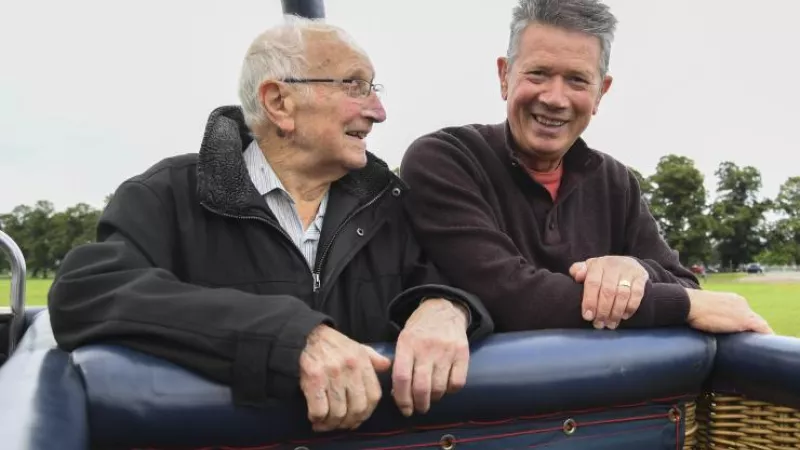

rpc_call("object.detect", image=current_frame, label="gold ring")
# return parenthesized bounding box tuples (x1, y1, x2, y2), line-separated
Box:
(618, 280, 632, 288)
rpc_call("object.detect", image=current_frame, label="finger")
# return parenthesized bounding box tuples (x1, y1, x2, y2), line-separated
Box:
(446, 346, 469, 395)
(623, 276, 646, 320)
(594, 267, 619, 329)
(391, 343, 415, 417)
(582, 263, 603, 322)
(362, 362, 383, 421)
(569, 261, 587, 282)
(317, 379, 347, 432)
(608, 278, 631, 329)
(412, 360, 433, 414)
(364, 345, 392, 372)
(430, 362, 449, 403)
(302, 378, 329, 426)
(340, 374, 368, 430)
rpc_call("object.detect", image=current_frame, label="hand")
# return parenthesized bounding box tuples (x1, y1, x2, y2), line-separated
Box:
(569, 256, 649, 329)
(299, 325, 392, 432)
(392, 298, 470, 417)
(686, 289, 774, 335)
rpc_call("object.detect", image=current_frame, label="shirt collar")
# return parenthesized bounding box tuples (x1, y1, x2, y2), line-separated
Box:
(243, 140, 329, 220)
(244, 140, 288, 197)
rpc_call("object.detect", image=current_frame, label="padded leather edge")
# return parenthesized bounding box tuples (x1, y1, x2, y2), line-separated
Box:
(0, 310, 88, 450)
(710, 333, 800, 409)
(72, 327, 715, 447)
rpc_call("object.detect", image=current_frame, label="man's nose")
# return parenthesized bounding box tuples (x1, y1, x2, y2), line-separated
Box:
(363, 93, 387, 123)
(539, 78, 570, 110)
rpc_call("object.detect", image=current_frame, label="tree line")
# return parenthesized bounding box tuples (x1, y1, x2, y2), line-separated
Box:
(1, 157, 798, 277)
(631, 157, 799, 270)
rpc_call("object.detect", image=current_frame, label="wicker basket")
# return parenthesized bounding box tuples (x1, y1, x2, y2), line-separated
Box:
(692, 393, 800, 449)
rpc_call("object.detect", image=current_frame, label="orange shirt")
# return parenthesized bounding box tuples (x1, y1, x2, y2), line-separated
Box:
(523, 162, 564, 201)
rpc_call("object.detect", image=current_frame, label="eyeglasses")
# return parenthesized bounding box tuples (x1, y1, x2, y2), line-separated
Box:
(282, 78, 383, 98)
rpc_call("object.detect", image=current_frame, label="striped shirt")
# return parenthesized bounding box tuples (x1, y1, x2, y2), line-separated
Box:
(243, 141, 329, 270)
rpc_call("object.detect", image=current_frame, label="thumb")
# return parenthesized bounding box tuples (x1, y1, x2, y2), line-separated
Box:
(569, 261, 587, 282)
(363, 345, 392, 371)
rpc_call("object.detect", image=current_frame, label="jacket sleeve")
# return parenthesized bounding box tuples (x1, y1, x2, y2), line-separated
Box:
(48, 179, 332, 407)
(399, 136, 690, 332)
(624, 169, 702, 289)
(386, 208, 494, 342)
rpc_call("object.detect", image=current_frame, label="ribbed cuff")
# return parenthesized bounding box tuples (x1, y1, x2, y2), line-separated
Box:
(647, 282, 691, 327)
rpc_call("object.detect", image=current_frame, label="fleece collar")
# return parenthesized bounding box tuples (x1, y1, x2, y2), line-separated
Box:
(195, 105, 403, 216)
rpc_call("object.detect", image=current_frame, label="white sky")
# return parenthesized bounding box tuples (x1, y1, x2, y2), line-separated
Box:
(1, 0, 799, 213)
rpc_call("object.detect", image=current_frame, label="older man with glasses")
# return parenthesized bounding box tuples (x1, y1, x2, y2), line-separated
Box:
(47, 17, 492, 433)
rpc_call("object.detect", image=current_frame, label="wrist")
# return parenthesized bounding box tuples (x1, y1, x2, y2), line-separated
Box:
(685, 288, 705, 322)
(421, 297, 470, 329)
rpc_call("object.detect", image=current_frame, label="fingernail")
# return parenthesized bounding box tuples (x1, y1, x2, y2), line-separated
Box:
(402, 408, 413, 417)
(622, 313, 630, 320)
(583, 310, 594, 321)
(594, 321, 605, 329)
(608, 321, 618, 329)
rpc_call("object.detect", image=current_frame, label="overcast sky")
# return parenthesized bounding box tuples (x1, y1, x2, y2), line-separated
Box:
(1, 0, 798, 213)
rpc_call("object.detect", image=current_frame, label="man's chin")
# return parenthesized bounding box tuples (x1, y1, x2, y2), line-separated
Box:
(520, 137, 569, 158)
(342, 152, 369, 171)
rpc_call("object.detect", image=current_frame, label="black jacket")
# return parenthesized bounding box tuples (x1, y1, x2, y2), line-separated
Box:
(48, 106, 493, 407)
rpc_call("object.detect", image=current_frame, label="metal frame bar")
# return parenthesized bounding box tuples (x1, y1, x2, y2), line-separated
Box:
(0, 229, 26, 354)
(281, 0, 325, 18)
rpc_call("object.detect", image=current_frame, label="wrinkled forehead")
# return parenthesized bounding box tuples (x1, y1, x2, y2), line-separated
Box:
(304, 31, 375, 80)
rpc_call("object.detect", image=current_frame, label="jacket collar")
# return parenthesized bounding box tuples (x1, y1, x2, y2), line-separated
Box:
(196, 105, 403, 216)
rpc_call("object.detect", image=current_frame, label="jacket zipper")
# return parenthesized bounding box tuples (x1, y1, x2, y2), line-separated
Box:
(200, 204, 315, 277)
(311, 183, 392, 293)
(201, 182, 393, 295)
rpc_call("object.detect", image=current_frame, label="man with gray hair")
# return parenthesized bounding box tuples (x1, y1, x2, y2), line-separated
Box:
(401, 0, 772, 335)
(47, 17, 492, 433)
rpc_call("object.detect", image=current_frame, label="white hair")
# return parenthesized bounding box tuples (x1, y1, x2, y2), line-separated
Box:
(507, 0, 617, 79)
(237, 15, 367, 134)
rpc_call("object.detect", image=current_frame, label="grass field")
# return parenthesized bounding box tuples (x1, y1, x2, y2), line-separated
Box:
(2, 273, 799, 337)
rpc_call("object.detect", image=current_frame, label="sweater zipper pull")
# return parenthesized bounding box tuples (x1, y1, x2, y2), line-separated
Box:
(313, 272, 321, 292)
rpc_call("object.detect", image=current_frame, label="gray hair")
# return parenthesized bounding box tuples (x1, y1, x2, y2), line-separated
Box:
(238, 16, 366, 133)
(506, 0, 617, 79)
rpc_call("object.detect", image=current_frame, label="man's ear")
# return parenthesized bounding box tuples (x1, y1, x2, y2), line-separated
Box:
(259, 80, 296, 134)
(593, 75, 613, 115)
(497, 57, 510, 101)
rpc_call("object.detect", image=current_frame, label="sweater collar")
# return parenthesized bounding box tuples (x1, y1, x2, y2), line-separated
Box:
(501, 120, 602, 175)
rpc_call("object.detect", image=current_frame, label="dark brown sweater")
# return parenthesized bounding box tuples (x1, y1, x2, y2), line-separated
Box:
(400, 122, 699, 332)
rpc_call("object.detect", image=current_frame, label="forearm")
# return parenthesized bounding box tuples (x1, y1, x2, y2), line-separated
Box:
(49, 238, 331, 406)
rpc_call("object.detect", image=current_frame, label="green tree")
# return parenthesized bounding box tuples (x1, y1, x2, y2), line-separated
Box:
(0, 206, 32, 276)
(49, 203, 101, 268)
(709, 162, 771, 269)
(0, 200, 102, 278)
(628, 166, 654, 205)
(647, 155, 711, 266)
(760, 176, 800, 264)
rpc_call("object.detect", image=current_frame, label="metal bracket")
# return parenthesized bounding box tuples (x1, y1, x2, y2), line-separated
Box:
(0, 229, 26, 355)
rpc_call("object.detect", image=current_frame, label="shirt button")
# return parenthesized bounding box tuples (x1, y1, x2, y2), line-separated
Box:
(356, 228, 365, 236)
(391, 187, 401, 197)
(549, 220, 556, 230)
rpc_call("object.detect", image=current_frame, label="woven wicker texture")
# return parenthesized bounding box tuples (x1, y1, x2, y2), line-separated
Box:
(694, 394, 800, 449)
(685, 401, 698, 449)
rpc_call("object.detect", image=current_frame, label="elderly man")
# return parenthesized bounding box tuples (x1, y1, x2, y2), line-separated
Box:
(47, 18, 492, 433)
(401, 0, 771, 335)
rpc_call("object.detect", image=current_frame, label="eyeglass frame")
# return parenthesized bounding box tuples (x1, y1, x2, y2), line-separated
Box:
(281, 78, 383, 98)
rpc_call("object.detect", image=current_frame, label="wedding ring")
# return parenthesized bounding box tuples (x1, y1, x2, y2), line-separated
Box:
(618, 280, 632, 288)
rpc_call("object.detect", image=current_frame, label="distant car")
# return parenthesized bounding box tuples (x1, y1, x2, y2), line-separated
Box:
(746, 263, 764, 274)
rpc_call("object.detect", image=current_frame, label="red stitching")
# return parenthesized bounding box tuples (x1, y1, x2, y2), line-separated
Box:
(129, 398, 692, 450)
(527, 424, 665, 448)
